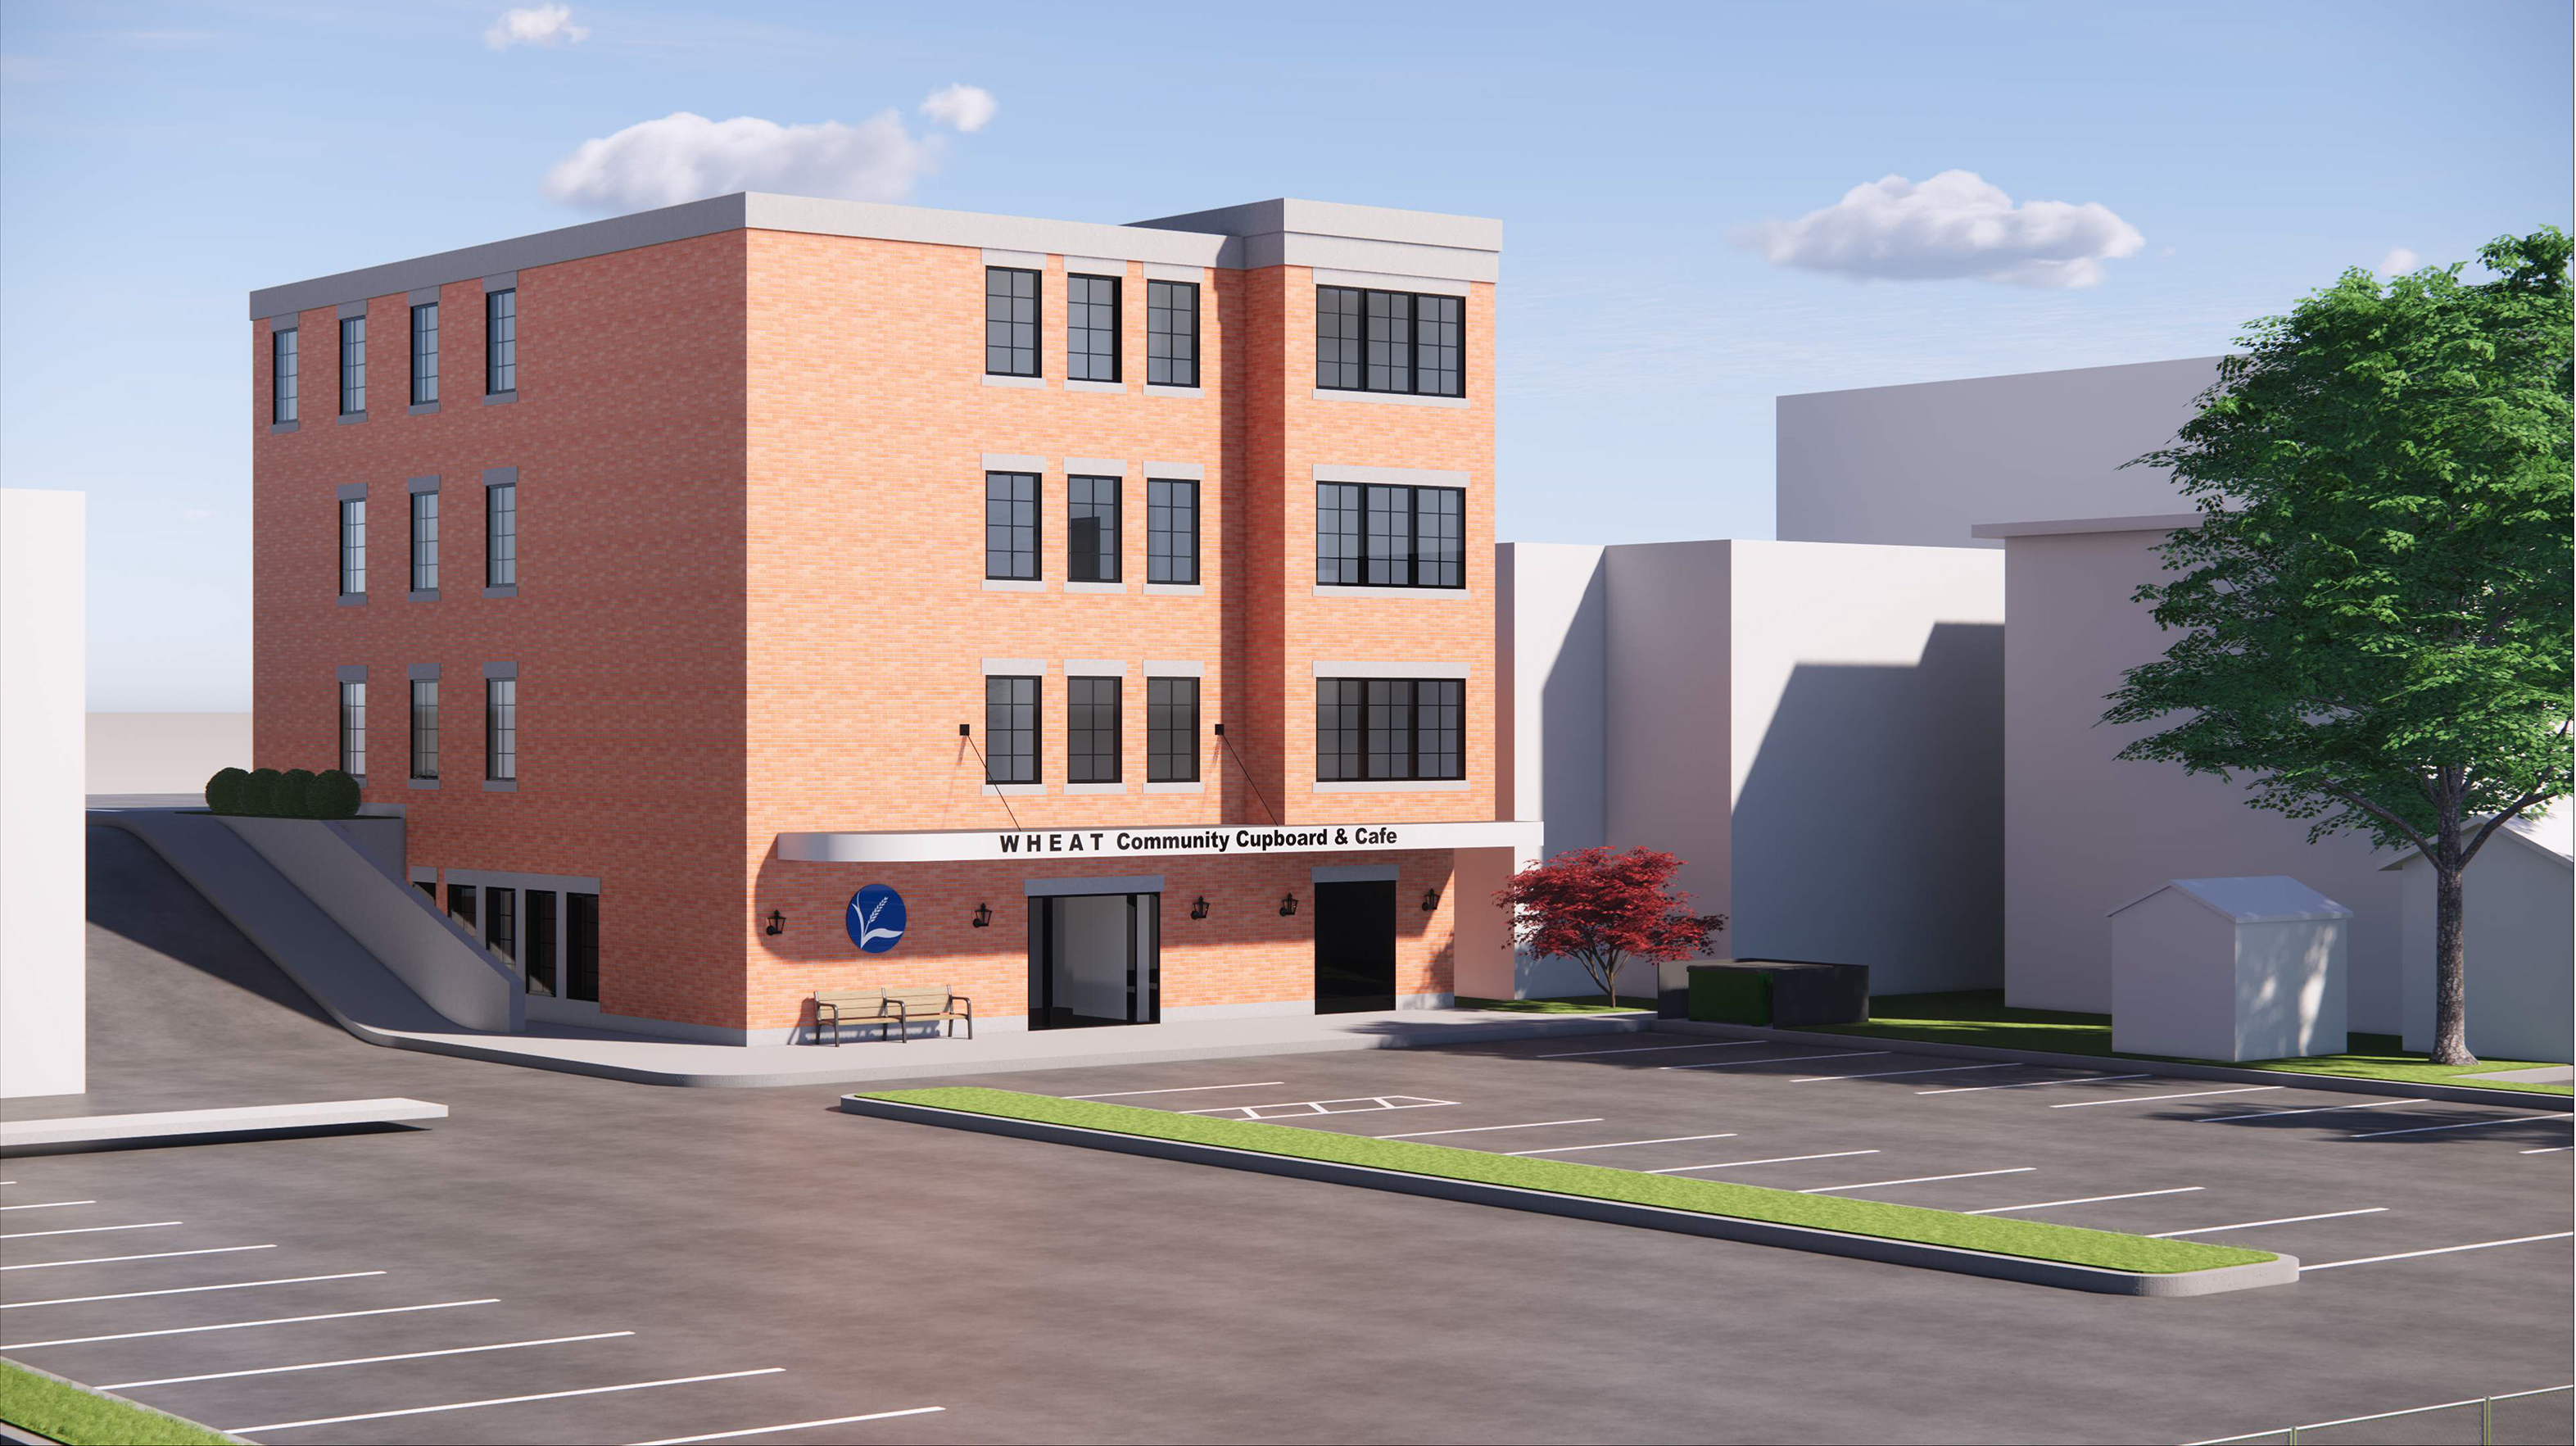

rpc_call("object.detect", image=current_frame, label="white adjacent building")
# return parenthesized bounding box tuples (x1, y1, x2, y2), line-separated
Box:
(2387, 811, 2572, 1063)
(2, 487, 88, 1099)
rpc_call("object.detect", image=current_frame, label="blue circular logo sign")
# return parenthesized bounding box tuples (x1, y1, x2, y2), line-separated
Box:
(847, 885, 907, 954)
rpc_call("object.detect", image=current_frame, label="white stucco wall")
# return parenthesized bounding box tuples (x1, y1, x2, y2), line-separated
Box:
(1994, 521, 2401, 1024)
(1499, 537, 2004, 1000)
(1776, 356, 2221, 550)
(2393, 827, 2574, 1063)
(2, 488, 88, 1099)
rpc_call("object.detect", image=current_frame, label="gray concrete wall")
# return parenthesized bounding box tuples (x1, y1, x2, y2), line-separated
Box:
(1777, 357, 2221, 550)
(2396, 834, 2573, 1062)
(1999, 524, 2400, 1023)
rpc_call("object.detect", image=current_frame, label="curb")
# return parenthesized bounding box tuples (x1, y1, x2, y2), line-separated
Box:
(1645, 1021, 2576, 1110)
(840, 1096, 2298, 1297)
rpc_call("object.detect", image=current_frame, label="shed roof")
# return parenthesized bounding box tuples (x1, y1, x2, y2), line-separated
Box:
(2108, 876, 2354, 923)
(2379, 809, 2573, 872)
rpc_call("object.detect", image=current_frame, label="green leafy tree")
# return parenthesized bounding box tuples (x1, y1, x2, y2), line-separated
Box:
(2106, 229, 2574, 1065)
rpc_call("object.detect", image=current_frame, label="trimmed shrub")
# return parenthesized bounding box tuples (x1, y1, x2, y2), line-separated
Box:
(275, 768, 317, 819)
(308, 769, 361, 820)
(206, 767, 249, 814)
(241, 768, 283, 817)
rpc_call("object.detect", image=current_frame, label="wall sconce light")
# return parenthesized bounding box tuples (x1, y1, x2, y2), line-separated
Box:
(1421, 887, 1442, 913)
(1211, 723, 1225, 737)
(958, 723, 971, 737)
(971, 902, 992, 928)
(1189, 895, 1210, 920)
(1279, 892, 1298, 917)
(763, 909, 785, 936)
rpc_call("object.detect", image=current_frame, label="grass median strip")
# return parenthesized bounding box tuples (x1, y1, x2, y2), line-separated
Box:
(2, 1358, 239, 1445)
(854, 1087, 2273, 1276)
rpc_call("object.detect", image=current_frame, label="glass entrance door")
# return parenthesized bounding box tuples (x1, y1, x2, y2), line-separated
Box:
(1314, 880, 1397, 1013)
(1029, 892, 1161, 1029)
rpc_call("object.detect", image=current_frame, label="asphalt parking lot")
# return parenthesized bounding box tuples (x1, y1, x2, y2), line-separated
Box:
(3, 827, 2569, 1445)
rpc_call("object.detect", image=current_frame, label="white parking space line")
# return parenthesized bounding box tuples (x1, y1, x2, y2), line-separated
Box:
(2351, 1114, 2574, 1140)
(0, 1220, 181, 1240)
(0, 1200, 97, 1211)
(1919, 1073, 2154, 1095)
(1, 1271, 385, 1309)
(1, 1244, 275, 1271)
(1793, 1064, 2021, 1083)
(1665, 1051, 1892, 1072)
(1967, 1187, 2204, 1215)
(1506, 1133, 1738, 1156)
(1533, 1041, 1761, 1058)
(1183, 1095, 1456, 1121)
(2298, 1231, 2574, 1272)
(629, 1406, 949, 1444)
(1374, 1118, 1603, 1140)
(5, 1298, 498, 1349)
(1062, 1081, 1283, 1099)
(2524, 1145, 2574, 1154)
(98, 1332, 638, 1389)
(2200, 1099, 2436, 1123)
(1647, 1150, 1880, 1174)
(229, 1367, 788, 1435)
(2152, 1208, 2389, 1238)
(1800, 1167, 2035, 1194)
(2049, 1086, 2284, 1109)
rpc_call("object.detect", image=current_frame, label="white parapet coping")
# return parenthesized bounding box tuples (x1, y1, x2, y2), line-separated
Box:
(778, 818, 1545, 864)
(1, 1098, 446, 1151)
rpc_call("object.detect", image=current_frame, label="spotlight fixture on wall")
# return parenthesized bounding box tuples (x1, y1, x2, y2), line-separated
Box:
(1421, 887, 1442, 913)
(1189, 895, 1210, 920)
(958, 723, 971, 737)
(971, 902, 992, 928)
(763, 909, 785, 936)
(1279, 892, 1298, 917)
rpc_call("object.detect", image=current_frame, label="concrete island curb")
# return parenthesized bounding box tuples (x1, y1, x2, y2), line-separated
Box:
(840, 1095, 2299, 1297)
(1647, 1021, 2576, 1110)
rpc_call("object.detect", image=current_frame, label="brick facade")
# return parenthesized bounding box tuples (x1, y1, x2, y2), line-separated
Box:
(251, 197, 1502, 1039)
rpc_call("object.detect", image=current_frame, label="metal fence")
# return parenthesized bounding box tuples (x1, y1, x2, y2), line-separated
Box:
(2189, 1385, 2573, 1445)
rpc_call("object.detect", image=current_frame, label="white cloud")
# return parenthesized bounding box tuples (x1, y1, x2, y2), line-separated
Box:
(2378, 247, 2420, 275)
(487, 4, 589, 50)
(1739, 170, 2146, 289)
(919, 84, 997, 134)
(541, 110, 940, 211)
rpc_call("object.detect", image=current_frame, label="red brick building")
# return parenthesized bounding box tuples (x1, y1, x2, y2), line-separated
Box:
(248, 193, 1532, 1043)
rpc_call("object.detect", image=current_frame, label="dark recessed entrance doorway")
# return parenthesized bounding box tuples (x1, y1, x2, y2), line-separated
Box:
(1314, 878, 1397, 1013)
(1028, 892, 1161, 1029)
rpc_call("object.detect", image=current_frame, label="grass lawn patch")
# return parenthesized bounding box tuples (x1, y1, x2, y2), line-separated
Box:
(1816, 992, 2571, 1098)
(855, 1086, 2274, 1276)
(1456, 995, 1655, 1014)
(1, 1358, 238, 1445)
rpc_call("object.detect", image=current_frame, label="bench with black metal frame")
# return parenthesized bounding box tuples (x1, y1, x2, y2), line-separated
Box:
(812, 986, 974, 1045)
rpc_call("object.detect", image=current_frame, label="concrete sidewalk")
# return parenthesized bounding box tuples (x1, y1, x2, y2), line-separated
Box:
(91, 808, 1651, 1088)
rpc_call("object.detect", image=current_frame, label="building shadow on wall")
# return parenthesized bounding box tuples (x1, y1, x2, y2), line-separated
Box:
(1729, 622, 2004, 995)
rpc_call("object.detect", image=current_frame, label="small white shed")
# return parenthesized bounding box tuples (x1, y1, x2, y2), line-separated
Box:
(2387, 810, 2573, 1064)
(2109, 877, 2351, 1063)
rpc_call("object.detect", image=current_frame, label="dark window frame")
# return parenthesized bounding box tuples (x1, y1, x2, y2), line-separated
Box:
(1315, 676, 1465, 782)
(1067, 474, 1120, 583)
(1314, 285, 1466, 397)
(485, 482, 517, 588)
(985, 674, 1040, 785)
(1315, 482, 1468, 589)
(338, 314, 366, 416)
(985, 266, 1040, 378)
(1145, 279, 1199, 388)
(1066, 272, 1121, 383)
(410, 489, 439, 592)
(486, 677, 517, 782)
(485, 288, 517, 395)
(1147, 676, 1199, 782)
(272, 327, 299, 424)
(1146, 478, 1198, 585)
(339, 679, 366, 779)
(985, 470, 1039, 581)
(337, 496, 366, 596)
(410, 301, 439, 405)
(410, 678, 439, 781)
(1067, 674, 1121, 784)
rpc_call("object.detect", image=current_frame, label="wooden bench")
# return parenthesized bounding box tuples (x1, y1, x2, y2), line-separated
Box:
(812, 986, 973, 1045)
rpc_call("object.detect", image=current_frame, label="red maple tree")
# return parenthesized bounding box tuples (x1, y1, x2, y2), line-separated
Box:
(1492, 846, 1727, 1010)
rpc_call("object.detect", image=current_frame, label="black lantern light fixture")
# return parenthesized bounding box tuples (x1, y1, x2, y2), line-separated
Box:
(1421, 887, 1442, 913)
(763, 909, 785, 936)
(1279, 892, 1298, 917)
(971, 902, 993, 928)
(1189, 895, 1210, 920)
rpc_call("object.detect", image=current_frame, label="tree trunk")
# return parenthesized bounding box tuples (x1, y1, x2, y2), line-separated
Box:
(2430, 818, 2474, 1067)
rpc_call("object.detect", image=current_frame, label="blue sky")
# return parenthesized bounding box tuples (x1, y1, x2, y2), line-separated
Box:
(3, 0, 2568, 709)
